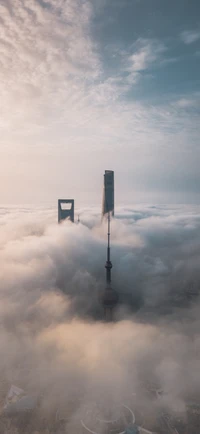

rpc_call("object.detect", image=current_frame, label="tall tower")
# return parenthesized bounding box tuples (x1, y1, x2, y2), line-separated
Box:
(100, 212, 118, 321)
(102, 170, 114, 219)
(58, 199, 74, 223)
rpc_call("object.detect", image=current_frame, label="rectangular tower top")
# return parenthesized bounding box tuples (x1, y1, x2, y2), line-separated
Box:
(58, 199, 74, 223)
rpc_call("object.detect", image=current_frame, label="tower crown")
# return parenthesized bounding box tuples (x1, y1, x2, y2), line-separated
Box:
(102, 170, 114, 219)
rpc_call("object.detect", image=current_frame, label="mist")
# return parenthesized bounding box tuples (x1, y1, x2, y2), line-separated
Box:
(0, 204, 200, 432)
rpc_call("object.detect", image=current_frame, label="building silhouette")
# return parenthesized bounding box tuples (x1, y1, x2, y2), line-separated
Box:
(102, 170, 114, 218)
(58, 199, 74, 223)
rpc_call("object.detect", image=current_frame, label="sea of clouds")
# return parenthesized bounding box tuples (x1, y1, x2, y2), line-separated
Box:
(0, 204, 200, 431)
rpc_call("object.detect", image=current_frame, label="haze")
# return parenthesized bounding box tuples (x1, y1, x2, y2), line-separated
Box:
(1, 205, 200, 432)
(1, 1, 200, 432)
(0, 0, 200, 204)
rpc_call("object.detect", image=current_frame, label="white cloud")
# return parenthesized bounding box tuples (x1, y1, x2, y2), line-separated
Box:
(127, 38, 166, 72)
(176, 98, 195, 108)
(0, 0, 101, 129)
(174, 95, 200, 109)
(0, 205, 200, 432)
(0, 2, 199, 203)
(181, 30, 200, 44)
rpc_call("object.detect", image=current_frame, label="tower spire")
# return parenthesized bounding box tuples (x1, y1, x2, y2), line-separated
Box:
(100, 212, 118, 321)
(105, 212, 112, 285)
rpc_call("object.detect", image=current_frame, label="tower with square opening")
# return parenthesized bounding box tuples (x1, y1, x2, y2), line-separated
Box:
(58, 199, 74, 223)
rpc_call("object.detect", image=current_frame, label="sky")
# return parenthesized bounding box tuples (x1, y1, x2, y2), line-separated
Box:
(0, 0, 200, 205)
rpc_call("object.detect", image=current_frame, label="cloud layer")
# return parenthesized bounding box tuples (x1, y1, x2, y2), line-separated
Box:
(0, 205, 200, 431)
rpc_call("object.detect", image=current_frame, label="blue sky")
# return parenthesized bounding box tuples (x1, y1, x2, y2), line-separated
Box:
(0, 0, 200, 205)
(94, 0, 200, 100)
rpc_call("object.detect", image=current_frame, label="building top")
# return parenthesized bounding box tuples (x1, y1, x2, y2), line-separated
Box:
(58, 199, 74, 223)
(102, 170, 114, 217)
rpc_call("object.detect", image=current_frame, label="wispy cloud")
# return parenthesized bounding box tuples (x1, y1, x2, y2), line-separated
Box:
(181, 30, 200, 44)
(127, 38, 166, 72)
(0, 1, 200, 202)
(173, 94, 200, 109)
(0, 0, 101, 130)
(176, 99, 196, 108)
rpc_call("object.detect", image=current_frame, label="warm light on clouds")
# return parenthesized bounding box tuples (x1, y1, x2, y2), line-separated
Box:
(0, 0, 200, 204)
(1, 205, 200, 428)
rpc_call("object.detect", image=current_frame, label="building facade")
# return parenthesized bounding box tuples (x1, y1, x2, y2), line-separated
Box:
(102, 170, 114, 218)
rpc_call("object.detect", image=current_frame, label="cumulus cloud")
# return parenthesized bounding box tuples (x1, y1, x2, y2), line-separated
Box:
(0, 205, 200, 432)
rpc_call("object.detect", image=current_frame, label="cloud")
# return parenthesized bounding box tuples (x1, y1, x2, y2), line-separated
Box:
(175, 98, 196, 108)
(174, 95, 200, 109)
(0, 0, 101, 130)
(0, 1, 200, 204)
(181, 30, 200, 44)
(127, 39, 166, 73)
(0, 206, 200, 432)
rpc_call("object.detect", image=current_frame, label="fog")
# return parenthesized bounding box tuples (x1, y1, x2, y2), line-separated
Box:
(0, 204, 200, 432)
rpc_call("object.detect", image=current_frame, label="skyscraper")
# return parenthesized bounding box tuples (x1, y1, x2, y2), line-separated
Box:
(102, 170, 114, 218)
(58, 199, 74, 223)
